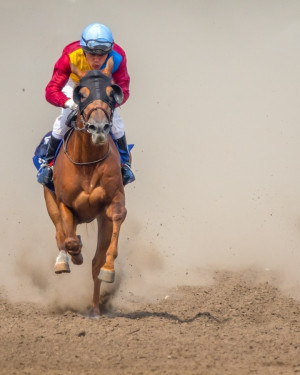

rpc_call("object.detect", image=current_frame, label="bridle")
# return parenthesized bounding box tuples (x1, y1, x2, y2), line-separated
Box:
(62, 69, 123, 166)
(73, 104, 113, 133)
(64, 104, 113, 166)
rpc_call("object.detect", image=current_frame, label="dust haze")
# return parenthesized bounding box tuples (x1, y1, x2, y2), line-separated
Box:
(1, 0, 300, 310)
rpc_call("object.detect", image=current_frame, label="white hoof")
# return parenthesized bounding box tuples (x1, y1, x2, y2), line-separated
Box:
(99, 268, 115, 283)
(54, 251, 70, 274)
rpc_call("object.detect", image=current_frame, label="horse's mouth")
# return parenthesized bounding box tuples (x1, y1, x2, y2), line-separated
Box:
(92, 133, 108, 145)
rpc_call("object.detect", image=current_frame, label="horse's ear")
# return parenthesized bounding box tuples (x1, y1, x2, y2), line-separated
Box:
(73, 86, 82, 104)
(70, 63, 87, 79)
(102, 57, 114, 77)
(110, 84, 124, 105)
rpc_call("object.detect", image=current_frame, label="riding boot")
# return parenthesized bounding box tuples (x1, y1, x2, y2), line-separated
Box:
(115, 134, 135, 186)
(37, 135, 61, 185)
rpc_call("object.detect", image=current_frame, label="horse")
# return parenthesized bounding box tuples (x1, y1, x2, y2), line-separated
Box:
(43, 59, 127, 317)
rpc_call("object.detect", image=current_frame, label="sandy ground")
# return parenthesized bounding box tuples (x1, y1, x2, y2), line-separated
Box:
(1, 270, 300, 375)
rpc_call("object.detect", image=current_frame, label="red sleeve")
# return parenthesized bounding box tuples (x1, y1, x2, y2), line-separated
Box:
(112, 44, 130, 106)
(45, 42, 130, 107)
(45, 42, 80, 107)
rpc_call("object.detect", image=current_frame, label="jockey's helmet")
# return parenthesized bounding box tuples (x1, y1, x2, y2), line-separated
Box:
(80, 23, 114, 55)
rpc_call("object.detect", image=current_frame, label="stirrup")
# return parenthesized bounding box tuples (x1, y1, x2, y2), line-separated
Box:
(37, 163, 53, 185)
(121, 162, 135, 185)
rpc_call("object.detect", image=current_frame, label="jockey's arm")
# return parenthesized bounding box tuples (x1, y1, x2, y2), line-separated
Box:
(112, 50, 130, 106)
(45, 53, 72, 108)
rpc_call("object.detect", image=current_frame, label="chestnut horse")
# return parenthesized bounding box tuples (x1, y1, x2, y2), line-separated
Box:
(44, 60, 126, 317)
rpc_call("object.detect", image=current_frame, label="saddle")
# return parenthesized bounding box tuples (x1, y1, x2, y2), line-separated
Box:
(65, 109, 78, 128)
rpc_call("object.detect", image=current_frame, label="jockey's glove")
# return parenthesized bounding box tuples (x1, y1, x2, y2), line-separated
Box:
(64, 99, 78, 111)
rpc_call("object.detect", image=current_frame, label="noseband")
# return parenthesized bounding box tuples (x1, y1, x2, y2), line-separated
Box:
(84, 105, 112, 124)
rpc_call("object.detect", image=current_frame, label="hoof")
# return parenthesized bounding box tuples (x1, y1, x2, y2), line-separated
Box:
(89, 307, 100, 320)
(99, 268, 115, 283)
(71, 253, 83, 265)
(54, 251, 70, 274)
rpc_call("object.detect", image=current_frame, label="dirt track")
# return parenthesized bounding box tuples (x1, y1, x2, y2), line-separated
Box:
(1, 270, 300, 375)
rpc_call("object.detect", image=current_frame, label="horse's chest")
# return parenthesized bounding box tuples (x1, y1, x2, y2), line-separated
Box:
(73, 185, 108, 213)
(56, 171, 117, 221)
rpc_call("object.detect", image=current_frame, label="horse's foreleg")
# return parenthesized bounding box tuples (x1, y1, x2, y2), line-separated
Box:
(59, 202, 83, 262)
(44, 187, 65, 250)
(44, 188, 71, 273)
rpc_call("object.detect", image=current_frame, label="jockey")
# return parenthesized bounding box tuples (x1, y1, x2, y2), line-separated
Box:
(37, 22, 135, 186)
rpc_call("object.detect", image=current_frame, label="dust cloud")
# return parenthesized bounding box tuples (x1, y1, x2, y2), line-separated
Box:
(1, 0, 300, 310)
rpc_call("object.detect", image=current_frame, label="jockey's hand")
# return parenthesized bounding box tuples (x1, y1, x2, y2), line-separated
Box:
(64, 99, 78, 111)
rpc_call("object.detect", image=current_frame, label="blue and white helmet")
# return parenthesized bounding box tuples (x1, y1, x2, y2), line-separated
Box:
(80, 23, 114, 55)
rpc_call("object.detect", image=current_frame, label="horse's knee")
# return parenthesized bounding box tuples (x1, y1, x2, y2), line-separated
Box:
(65, 235, 82, 255)
(121, 207, 127, 221)
(106, 202, 126, 222)
(112, 207, 127, 223)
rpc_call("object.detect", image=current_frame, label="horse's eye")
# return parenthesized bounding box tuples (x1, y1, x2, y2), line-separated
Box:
(79, 87, 90, 102)
(79, 93, 86, 102)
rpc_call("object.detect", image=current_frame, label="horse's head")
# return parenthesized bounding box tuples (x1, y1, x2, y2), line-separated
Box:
(72, 60, 123, 145)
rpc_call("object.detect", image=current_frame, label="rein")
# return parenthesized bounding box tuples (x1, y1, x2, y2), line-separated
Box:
(63, 106, 112, 166)
(63, 128, 111, 166)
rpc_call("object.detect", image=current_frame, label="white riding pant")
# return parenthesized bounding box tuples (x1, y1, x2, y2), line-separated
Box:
(52, 78, 125, 140)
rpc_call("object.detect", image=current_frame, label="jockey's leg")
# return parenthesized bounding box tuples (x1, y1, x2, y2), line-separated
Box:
(112, 110, 135, 185)
(116, 134, 135, 185)
(37, 135, 61, 185)
(37, 79, 75, 185)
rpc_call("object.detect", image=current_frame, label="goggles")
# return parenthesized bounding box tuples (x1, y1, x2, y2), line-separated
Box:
(81, 37, 113, 55)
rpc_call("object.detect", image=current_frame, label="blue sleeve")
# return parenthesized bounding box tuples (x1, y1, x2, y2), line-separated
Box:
(109, 50, 122, 73)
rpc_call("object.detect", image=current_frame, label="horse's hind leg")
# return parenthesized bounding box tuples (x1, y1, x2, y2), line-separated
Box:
(99, 196, 127, 282)
(91, 196, 126, 316)
(91, 215, 112, 316)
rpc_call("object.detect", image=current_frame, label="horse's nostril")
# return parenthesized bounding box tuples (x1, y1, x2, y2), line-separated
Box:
(103, 124, 110, 133)
(87, 124, 97, 133)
